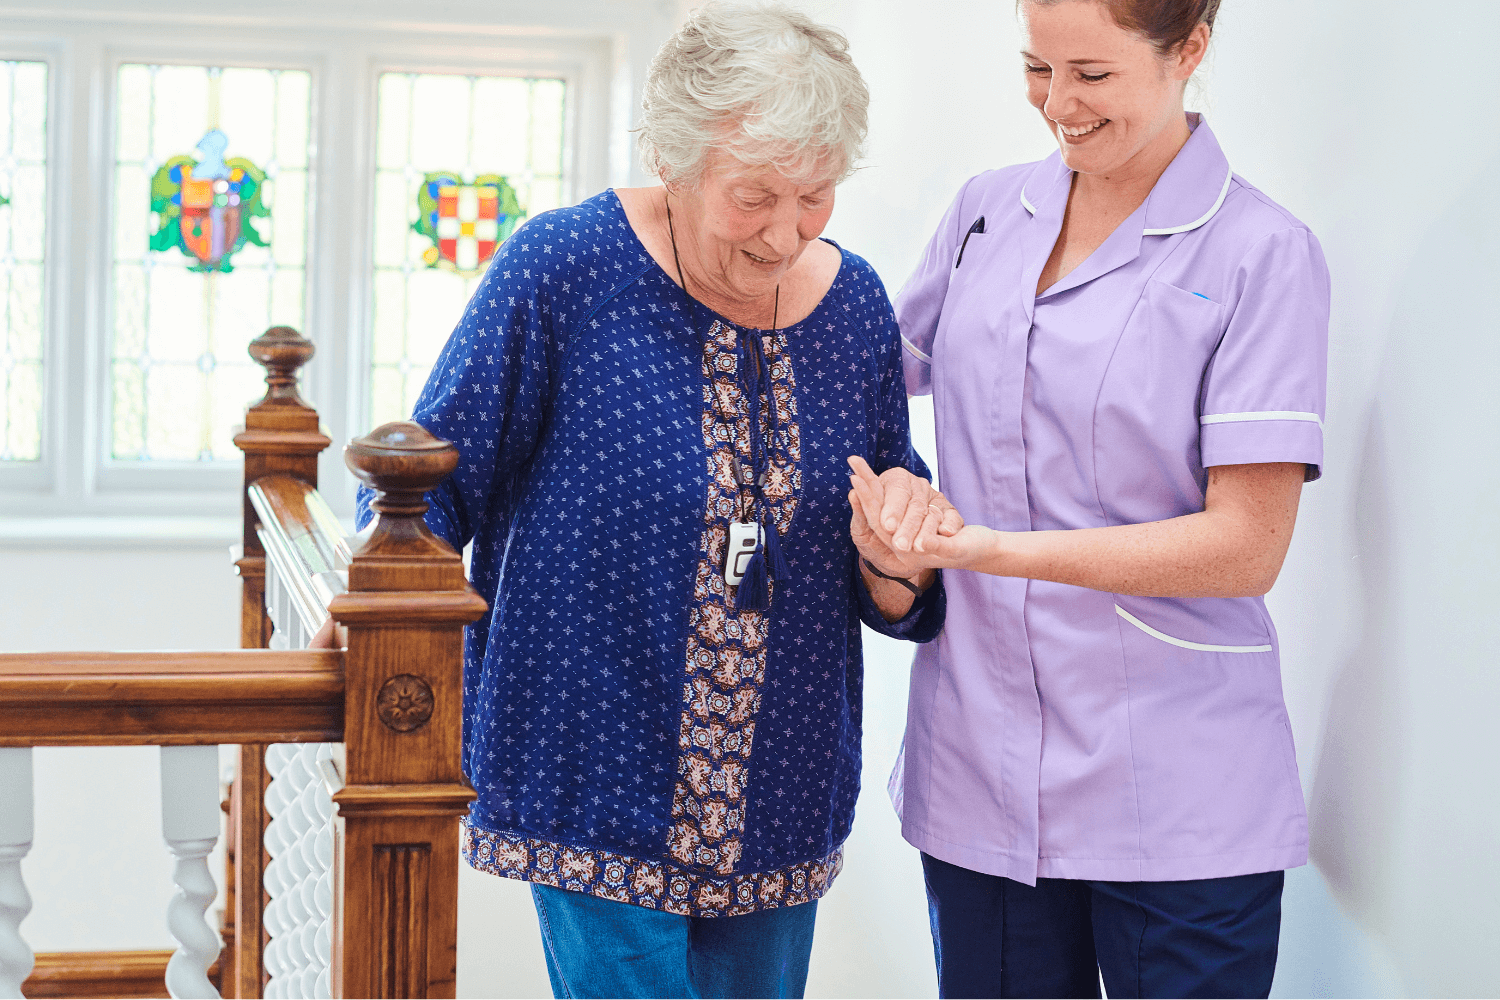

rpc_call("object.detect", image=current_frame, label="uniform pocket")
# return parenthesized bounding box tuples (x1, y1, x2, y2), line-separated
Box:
(1114, 604, 1271, 652)
(1113, 612, 1306, 862)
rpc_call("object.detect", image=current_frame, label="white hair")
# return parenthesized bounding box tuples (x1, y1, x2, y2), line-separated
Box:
(638, 0, 870, 188)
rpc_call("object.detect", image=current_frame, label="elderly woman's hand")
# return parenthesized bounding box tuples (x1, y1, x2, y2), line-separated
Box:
(847, 456, 961, 549)
(846, 456, 963, 579)
(849, 457, 1011, 576)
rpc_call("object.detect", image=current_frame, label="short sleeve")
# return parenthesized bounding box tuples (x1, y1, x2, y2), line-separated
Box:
(895, 177, 975, 397)
(1199, 227, 1331, 481)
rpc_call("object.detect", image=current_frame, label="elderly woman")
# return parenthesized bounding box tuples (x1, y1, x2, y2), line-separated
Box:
(347, 2, 947, 997)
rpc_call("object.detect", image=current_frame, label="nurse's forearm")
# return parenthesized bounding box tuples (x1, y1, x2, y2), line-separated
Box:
(960, 463, 1305, 598)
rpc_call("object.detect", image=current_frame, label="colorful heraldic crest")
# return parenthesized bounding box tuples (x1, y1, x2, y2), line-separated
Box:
(149, 129, 269, 273)
(414, 173, 524, 277)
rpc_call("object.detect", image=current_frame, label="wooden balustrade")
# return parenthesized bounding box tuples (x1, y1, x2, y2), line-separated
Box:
(0, 325, 482, 999)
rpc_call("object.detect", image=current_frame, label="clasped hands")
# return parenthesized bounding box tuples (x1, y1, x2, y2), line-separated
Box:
(845, 456, 992, 581)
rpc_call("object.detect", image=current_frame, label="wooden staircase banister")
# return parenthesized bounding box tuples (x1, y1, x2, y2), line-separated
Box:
(0, 328, 485, 999)
(0, 650, 344, 747)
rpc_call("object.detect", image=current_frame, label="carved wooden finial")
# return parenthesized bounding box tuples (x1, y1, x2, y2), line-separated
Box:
(248, 326, 315, 409)
(344, 422, 458, 518)
(342, 422, 465, 590)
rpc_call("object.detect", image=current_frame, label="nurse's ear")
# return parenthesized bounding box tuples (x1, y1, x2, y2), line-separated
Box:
(1165, 21, 1211, 83)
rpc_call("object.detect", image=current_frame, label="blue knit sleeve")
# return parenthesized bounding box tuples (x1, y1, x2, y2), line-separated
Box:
(355, 218, 566, 547)
(851, 266, 947, 642)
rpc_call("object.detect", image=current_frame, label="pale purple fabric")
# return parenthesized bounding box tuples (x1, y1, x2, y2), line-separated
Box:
(891, 117, 1329, 885)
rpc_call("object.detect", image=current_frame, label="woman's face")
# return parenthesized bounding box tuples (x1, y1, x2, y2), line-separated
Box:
(670, 151, 837, 304)
(1018, 0, 1207, 178)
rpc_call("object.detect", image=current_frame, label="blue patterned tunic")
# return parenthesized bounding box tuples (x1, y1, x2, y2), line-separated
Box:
(357, 191, 944, 916)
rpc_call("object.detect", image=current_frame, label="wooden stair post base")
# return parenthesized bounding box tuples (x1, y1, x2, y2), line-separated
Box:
(328, 423, 486, 999)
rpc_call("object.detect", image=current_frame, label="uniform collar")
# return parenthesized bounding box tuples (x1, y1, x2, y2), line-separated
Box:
(1018, 113, 1233, 237)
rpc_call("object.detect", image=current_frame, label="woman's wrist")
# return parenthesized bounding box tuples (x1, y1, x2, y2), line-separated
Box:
(961, 525, 1016, 576)
(860, 556, 934, 595)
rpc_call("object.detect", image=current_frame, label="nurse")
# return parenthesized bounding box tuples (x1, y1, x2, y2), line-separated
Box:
(848, 0, 1330, 997)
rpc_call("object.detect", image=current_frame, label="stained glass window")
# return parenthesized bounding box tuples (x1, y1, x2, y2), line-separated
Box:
(111, 64, 311, 462)
(370, 73, 567, 427)
(0, 60, 48, 463)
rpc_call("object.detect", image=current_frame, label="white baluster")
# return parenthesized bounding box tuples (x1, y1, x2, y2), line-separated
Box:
(160, 746, 223, 1000)
(261, 743, 336, 999)
(0, 749, 34, 1000)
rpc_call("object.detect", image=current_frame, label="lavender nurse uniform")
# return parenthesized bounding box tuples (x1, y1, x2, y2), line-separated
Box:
(892, 115, 1330, 885)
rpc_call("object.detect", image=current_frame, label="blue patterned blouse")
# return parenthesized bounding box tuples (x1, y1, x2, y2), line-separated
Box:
(356, 190, 944, 917)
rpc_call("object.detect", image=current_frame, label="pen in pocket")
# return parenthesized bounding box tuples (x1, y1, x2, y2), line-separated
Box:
(955, 216, 986, 268)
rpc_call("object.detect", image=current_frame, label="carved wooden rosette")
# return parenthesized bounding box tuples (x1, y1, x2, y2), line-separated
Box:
(231, 326, 329, 999)
(328, 423, 485, 999)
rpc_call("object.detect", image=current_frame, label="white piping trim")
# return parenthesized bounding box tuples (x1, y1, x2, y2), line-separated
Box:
(1020, 188, 1037, 215)
(1142, 166, 1234, 236)
(1116, 605, 1272, 653)
(901, 335, 933, 364)
(1200, 411, 1323, 428)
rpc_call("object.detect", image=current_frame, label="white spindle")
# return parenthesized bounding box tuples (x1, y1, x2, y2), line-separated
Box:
(0, 748, 34, 1000)
(160, 746, 223, 1000)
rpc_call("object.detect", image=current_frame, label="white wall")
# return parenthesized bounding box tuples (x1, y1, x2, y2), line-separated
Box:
(6, 0, 1500, 997)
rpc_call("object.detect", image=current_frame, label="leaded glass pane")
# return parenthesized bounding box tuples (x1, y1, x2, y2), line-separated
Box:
(1, 60, 48, 462)
(369, 72, 567, 427)
(110, 64, 311, 462)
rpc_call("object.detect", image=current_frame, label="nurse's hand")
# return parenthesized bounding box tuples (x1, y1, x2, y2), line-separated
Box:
(846, 457, 963, 555)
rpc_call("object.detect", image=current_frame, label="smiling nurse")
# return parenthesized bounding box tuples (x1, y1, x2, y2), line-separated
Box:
(849, 0, 1331, 997)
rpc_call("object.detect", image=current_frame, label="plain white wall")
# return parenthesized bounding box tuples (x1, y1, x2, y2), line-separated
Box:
(5, 0, 1500, 997)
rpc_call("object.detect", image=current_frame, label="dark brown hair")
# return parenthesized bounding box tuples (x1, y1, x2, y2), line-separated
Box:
(1027, 0, 1220, 54)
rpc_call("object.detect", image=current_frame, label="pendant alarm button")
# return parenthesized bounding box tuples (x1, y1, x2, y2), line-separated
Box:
(724, 521, 763, 586)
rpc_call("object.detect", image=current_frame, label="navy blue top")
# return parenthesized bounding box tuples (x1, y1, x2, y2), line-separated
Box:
(357, 190, 943, 916)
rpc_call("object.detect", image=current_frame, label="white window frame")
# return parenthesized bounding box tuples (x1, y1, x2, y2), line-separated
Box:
(0, 1, 671, 541)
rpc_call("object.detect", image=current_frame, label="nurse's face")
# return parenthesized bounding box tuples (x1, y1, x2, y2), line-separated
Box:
(1018, 0, 1208, 178)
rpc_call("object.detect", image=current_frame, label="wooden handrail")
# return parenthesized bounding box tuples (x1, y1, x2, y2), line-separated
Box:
(0, 650, 343, 746)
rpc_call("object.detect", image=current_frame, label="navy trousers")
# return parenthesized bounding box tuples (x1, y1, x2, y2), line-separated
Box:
(921, 854, 1284, 999)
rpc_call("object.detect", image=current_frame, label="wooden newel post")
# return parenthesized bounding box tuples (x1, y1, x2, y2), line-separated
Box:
(327, 422, 486, 999)
(234, 326, 331, 649)
(230, 326, 330, 999)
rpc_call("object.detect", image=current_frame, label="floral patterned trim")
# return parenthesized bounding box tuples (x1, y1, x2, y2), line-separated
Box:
(463, 822, 842, 918)
(666, 320, 803, 878)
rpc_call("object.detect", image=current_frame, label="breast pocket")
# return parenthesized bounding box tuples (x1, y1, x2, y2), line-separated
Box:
(931, 231, 1026, 393)
(1095, 278, 1228, 522)
(1138, 278, 1225, 393)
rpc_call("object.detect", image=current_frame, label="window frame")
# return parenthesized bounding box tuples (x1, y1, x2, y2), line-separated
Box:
(0, 39, 66, 492)
(0, 3, 660, 532)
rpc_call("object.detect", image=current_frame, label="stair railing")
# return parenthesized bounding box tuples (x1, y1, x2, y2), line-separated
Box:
(0, 327, 484, 1000)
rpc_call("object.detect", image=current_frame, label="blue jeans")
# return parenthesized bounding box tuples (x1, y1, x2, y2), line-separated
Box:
(530, 884, 818, 999)
(922, 853, 1284, 999)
